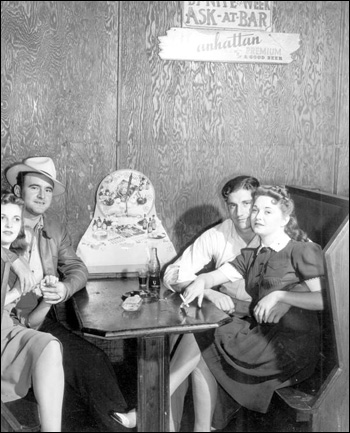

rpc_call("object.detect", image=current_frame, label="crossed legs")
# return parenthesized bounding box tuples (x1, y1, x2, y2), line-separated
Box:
(110, 333, 218, 432)
(169, 333, 217, 432)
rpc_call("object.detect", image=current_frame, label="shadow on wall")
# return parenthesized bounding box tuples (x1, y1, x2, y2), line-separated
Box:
(169, 204, 223, 266)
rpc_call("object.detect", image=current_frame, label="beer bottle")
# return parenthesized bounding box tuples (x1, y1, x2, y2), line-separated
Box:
(151, 214, 156, 230)
(147, 218, 152, 234)
(142, 214, 148, 230)
(148, 247, 161, 292)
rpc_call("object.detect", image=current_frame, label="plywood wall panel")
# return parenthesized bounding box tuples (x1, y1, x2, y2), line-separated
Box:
(337, 145, 349, 197)
(1, 1, 68, 220)
(2, 1, 348, 253)
(1, 1, 119, 247)
(119, 1, 348, 251)
(336, 1, 349, 197)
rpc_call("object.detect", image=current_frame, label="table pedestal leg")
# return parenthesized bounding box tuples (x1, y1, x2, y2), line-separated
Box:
(137, 335, 170, 432)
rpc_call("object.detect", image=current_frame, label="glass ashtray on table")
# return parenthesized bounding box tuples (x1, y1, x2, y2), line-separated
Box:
(122, 289, 158, 303)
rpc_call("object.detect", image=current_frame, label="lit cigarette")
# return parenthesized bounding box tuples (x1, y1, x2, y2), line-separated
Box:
(180, 294, 189, 308)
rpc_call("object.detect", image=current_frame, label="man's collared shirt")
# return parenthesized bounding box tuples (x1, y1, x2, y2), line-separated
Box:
(24, 216, 45, 286)
(163, 219, 260, 301)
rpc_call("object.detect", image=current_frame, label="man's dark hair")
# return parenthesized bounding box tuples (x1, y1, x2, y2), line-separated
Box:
(15, 172, 31, 189)
(221, 176, 260, 201)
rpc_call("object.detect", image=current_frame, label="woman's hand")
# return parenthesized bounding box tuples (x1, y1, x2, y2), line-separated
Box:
(253, 291, 282, 323)
(11, 257, 36, 294)
(4, 286, 22, 306)
(264, 302, 291, 323)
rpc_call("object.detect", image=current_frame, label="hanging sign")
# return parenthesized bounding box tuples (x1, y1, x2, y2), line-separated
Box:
(159, 27, 300, 64)
(158, 1, 300, 64)
(183, 1, 272, 32)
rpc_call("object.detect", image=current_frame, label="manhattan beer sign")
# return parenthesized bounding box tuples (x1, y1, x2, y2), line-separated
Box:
(158, 1, 300, 64)
(159, 27, 300, 64)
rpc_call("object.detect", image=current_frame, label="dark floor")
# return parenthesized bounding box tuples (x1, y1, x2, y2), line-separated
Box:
(60, 360, 310, 433)
(178, 392, 310, 433)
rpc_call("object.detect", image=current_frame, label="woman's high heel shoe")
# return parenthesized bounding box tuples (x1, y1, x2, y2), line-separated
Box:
(109, 409, 137, 429)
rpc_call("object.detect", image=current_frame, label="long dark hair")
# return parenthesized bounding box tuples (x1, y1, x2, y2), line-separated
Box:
(253, 185, 309, 242)
(1, 189, 28, 255)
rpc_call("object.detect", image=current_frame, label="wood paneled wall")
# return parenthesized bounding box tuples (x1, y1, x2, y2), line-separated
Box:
(1, 1, 120, 247)
(1, 1, 349, 252)
(119, 1, 349, 252)
(1, 1, 348, 430)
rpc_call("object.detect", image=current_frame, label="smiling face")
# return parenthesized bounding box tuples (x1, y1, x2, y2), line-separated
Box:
(250, 195, 289, 240)
(226, 188, 254, 235)
(1, 203, 23, 248)
(16, 173, 54, 217)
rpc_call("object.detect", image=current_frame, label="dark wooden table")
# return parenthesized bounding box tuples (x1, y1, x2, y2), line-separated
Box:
(71, 277, 231, 432)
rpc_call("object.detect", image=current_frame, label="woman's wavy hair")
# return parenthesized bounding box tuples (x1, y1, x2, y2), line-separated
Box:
(253, 185, 309, 242)
(1, 189, 28, 255)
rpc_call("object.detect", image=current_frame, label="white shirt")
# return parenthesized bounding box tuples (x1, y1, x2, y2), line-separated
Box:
(24, 216, 45, 286)
(163, 219, 259, 301)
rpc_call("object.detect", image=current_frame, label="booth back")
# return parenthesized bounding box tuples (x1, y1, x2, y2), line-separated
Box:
(288, 186, 349, 248)
(287, 185, 349, 431)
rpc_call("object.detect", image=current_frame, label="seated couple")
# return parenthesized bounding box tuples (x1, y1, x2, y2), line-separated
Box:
(2, 157, 136, 432)
(110, 177, 325, 432)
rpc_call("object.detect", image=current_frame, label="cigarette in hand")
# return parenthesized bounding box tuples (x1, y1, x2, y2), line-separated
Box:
(180, 294, 189, 308)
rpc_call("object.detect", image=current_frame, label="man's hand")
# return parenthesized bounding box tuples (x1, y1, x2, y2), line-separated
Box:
(163, 266, 194, 293)
(204, 289, 235, 313)
(40, 276, 67, 304)
(183, 276, 206, 308)
(11, 257, 36, 294)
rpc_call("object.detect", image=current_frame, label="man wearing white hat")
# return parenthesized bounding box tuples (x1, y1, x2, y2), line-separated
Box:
(6, 157, 81, 299)
(5, 156, 131, 432)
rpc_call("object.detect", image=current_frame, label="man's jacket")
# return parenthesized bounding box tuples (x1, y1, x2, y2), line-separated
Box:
(38, 213, 88, 301)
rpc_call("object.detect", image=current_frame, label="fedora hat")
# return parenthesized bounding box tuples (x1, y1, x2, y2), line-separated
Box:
(5, 157, 66, 196)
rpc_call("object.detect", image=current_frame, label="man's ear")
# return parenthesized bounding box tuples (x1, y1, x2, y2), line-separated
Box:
(13, 185, 21, 198)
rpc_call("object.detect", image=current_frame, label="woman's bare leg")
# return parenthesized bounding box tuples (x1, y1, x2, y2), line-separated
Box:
(169, 333, 201, 395)
(192, 357, 218, 432)
(169, 334, 189, 432)
(169, 333, 202, 431)
(113, 333, 205, 431)
(32, 340, 64, 432)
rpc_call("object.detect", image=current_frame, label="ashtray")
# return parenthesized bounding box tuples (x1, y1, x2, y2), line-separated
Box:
(122, 295, 143, 311)
(122, 290, 142, 301)
(122, 290, 158, 303)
